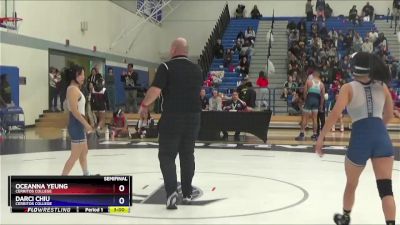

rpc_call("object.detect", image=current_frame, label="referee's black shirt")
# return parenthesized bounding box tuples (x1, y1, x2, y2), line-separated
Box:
(151, 56, 203, 113)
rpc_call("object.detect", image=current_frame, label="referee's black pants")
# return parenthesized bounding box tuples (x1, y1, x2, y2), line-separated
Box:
(158, 112, 201, 198)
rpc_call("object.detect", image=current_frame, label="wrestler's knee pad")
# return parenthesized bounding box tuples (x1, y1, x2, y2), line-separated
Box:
(377, 179, 393, 199)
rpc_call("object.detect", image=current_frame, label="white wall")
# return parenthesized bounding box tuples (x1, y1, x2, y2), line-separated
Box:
(0, 43, 48, 126)
(227, 0, 392, 17)
(160, 1, 226, 58)
(13, 0, 161, 63)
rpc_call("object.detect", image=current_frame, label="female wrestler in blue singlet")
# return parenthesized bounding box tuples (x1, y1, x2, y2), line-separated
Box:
(315, 52, 396, 225)
(61, 65, 94, 176)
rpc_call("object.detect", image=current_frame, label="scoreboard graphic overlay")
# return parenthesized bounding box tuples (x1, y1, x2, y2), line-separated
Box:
(8, 176, 132, 213)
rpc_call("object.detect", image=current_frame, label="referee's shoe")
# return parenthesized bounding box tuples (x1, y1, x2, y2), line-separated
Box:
(166, 192, 178, 210)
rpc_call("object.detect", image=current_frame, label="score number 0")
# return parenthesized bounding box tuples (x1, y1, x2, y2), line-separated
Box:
(118, 184, 126, 205)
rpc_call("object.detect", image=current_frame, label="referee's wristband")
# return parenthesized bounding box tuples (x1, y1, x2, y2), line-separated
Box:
(140, 102, 149, 108)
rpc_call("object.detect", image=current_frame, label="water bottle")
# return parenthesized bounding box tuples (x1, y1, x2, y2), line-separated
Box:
(105, 128, 109, 141)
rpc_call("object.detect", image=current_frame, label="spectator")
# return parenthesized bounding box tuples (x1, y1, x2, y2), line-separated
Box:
(251, 5, 262, 19)
(0, 74, 12, 108)
(209, 89, 222, 111)
(319, 23, 328, 40)
(289, 30, 299, 46)
(235, 4, 246, 18)
(238, 80, 256, 109)
(109, 108, 130, 139)
(200, 89, 209, 110)
(245, 26, 256, 45)
(362, 1, 374, 21)
(91, 74, 109, 130)
(238, 56, 250, 79)
(328, 28, 338, 47)
(236, 30, 245, 43)
(121, 63, 139, 113)
(369, 29, 379, 43)
(49, 67, 61, 112)
(86, 67, 101, 126)
(224, 48, 233, 68)
(315, 0, 326, 21)
(287, 21, 297, 33)
(393, 0, 400, 26)
(362, 37, 373, 53)
(134, 111, 157, 139)
(311, 22, 319, 36)
(374, 32, 388, 55)
(222, 91, 247, 141)
(256, 71, 269, 108)
(105, 67, 116, 111)
(282, 75, 298, 100)
(298, 20, 307, 36)
(324, 3, 333, 18)
(320, 65, 332, 81)
(232, 39, 243, 53)
(288, 89, 305, 115)
(213, 39, 224, 59)
(353, 32, 364, 52)
(305, 0, 314, 21)
(349, 5, 359, 25)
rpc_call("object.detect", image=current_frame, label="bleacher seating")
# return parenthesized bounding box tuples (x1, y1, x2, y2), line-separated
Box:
(306, 18, 376, 57)
(207, 19, 259, 94)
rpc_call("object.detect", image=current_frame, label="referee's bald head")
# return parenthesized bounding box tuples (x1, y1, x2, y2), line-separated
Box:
(170, 37, 188, 57)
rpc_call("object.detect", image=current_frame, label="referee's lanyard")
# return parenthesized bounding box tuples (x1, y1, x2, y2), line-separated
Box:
(232, 102, 237, 110)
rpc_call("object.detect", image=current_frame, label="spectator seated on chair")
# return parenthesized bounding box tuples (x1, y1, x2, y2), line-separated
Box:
(200, 89, 209, 111)
(109, 109, 130, 139)
(245, 26, 256, 46)
(369, 29, 379, 43)
(213, 39, 224, 59)
(288, 89, 305, 116)
(224, 48, 233, 68)
(235, 4, 246, 18)
(209, 89, 223, 111)
(251, 5, 262, 19)
(236, 30, 245, 43)
(362, 37, 373, 53)
(232, 39, 243, 54)
(238, 56, 250, 79)
(286, 21, 297, 34)
(222, 91, 247, 141)
(133, 112, 157, 139)
(282, 75, 298, 100)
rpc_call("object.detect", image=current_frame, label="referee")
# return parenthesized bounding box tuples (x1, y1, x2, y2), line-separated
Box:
(139, 37, 203, 210)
